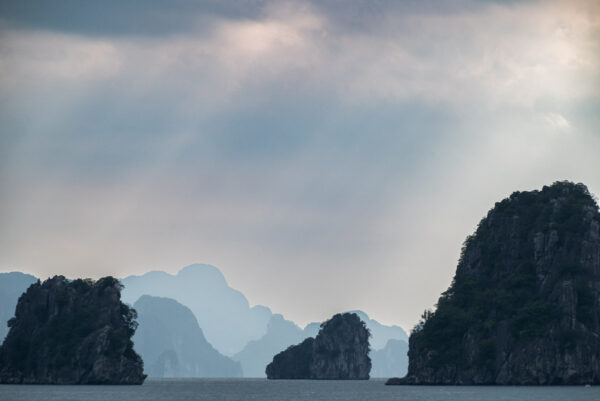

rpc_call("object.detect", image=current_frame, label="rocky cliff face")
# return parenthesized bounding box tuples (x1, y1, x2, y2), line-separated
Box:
(393, 182, 600, 385)
(0, 276, 146, 384)
(266, 313, 371, 379)
(0, 272, 37, 342)
(302, 311, 408, 377)
(347, 310, 408, 348)
(133, 295, 242, 378)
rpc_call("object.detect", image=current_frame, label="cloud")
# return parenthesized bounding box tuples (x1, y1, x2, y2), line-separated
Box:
(0, 0, 599, 329)
(1, 0, 597, 118)
(0, 31, 121, 88)
(543, 112, 571, 131)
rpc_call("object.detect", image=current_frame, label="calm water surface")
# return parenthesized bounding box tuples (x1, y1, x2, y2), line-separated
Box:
(0, 379, 598, 401)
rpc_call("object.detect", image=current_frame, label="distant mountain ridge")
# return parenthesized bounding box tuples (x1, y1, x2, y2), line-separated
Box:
(371, 339, 408, 378)
(346, 310, 408, 348)
(235, 310, 408, 377)
(133, 295, 242, 377)
(121, 264, 272, 356)
(233, 314, 304, 377)
(0, 265, 410, 378)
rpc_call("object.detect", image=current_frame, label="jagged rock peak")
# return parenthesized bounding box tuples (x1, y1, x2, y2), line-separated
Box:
(0, 275, 146, 384)
(390, 181, 600, 385)
(266, 312, 371, 380)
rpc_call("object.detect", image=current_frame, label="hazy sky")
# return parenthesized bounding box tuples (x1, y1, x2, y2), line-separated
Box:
(1, 0, 599, 331)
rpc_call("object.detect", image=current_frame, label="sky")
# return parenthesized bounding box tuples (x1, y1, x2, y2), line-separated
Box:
(0, 0, 599, 331)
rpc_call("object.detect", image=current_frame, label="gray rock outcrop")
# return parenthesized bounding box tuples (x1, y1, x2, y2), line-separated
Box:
(266, 312, 371, 379)
(0, 276, 145, 384)
(390, 181, 600, 385)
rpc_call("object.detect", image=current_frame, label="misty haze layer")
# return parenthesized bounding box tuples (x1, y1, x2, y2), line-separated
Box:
(233, 314, 306, 377)
(233, 312, 409, 377)
(1, 0, 598, 331)
(133, 295, 242, 377)
(122, 264, 272, 356)
(0, 265, 409, 378)
(121, 263, 409, 377)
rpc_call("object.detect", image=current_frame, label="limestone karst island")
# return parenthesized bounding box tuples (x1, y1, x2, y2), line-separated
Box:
(266, 313, 371, 379)
(0, 181, 598, 385)
(388, 181, 600, 385)
(0, 276, 145, 384)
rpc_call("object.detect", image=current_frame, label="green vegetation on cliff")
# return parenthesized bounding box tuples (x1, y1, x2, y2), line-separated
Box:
(399, 181, 600, 385)
(266, 313, 371, 379)
(0, 276, 145, 384)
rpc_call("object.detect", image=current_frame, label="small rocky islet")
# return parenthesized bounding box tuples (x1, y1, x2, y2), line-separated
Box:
(0, 276, 146, 384)
(266, 312, 371, 379)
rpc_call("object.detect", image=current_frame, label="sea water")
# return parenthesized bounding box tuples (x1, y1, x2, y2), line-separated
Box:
(0, 378, 598, 401)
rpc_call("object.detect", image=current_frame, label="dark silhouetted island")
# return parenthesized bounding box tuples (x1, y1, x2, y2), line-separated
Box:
(235, 309, 407, 377)
(266, 312, 371, 379)
(0, 276, 146, 384)
(388, 181, 600, 385)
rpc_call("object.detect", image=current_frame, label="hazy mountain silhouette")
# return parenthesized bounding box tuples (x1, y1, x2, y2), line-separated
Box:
(304, 310, 408, 350)
(133, 295, 242, 377)
(303, 322, 320, 338)
(348, 310, 408, 349)
(233, 314, 304, 377)
(370, 339, 408, 378)
(121, 264, 272, 355)
(0, 266, 409, 378)
(0, 272, 38, 342)
(235, 310, 408, 377)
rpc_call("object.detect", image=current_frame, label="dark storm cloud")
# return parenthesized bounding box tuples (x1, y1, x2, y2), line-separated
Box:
(0, 0, 529, 36)
(0, 0, 261, 35)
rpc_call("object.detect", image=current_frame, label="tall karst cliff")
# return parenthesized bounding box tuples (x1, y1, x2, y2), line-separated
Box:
(266, 312, 371, 379)
(391, 181, 600, 385)
(0, 276, 146, 384)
